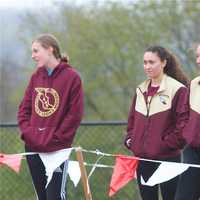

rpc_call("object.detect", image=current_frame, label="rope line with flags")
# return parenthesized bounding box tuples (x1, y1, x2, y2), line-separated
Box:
(1, 147, 200, 198)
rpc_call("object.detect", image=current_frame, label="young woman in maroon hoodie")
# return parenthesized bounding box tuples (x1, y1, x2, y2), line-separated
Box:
(124, 46, 189, 200)
(175, 44, 200, 200)
(17, 34, 84, 200)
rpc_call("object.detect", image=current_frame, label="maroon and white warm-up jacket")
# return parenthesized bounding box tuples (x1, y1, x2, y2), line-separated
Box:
(183, 76, 200, 148)
(125, 74, 189, 159)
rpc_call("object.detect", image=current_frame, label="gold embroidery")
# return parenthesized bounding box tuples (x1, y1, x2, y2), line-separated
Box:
(35, 87, 59, 117)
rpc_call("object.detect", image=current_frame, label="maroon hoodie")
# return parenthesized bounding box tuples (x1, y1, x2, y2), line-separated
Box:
(17, 62, 84, 152)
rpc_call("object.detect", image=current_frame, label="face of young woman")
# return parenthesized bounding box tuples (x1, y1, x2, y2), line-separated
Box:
(31, 42, 52, 68)
(143, 51, 166, 80)
(196, 45, 200, 68)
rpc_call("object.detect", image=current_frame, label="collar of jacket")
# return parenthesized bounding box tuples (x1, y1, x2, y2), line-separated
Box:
(196, 76, 200, 85)
(190, 76, 200, 91)
(138, 74, 168, 94)
(36, 62, 70, 79)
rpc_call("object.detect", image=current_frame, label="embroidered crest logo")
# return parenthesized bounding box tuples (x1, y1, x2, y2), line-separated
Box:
(159, 94, 169, 105)
(35, 87, 59, 117)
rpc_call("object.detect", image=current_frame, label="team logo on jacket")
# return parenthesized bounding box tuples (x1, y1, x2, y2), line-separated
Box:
(159, 94, 169, 105)
(35, 87, 59, 117)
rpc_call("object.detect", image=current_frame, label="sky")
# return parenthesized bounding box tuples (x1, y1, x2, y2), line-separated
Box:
(0, 0, 127, 9)
(0, 0, 56, 8)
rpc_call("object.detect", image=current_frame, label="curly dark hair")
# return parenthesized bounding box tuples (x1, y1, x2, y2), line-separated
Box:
(145, 46, 189, 86)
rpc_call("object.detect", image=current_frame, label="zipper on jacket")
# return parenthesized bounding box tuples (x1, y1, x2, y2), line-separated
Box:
(138, 87, 153, 154)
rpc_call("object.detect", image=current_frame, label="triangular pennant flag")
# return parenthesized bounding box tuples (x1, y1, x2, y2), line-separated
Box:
(141, 161, 190, 186)
(0, 153, 23, 173)
(39, 148, 72, 188)
(0, 154, 3, 166)
(68, 161, 81, 187)
(109, 155, 138, 197)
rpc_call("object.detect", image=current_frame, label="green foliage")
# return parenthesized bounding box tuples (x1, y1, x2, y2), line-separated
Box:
(1, 1, 200, 199)
(16, 0, 200, 122)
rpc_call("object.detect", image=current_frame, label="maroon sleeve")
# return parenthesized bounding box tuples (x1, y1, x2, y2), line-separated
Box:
(124, 94, 136, 148)
(55, 75, 84, 144)
(163, 87, 189, 149)
(183, 82, 200, 148)
(17, 77, 33, 139)
(183, 110, 200, 148)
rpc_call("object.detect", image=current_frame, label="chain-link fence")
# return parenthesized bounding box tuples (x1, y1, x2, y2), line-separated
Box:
(0, 122, 140, 200)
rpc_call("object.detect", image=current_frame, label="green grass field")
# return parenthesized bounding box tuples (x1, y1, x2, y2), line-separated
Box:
(0, 125, 140, 200)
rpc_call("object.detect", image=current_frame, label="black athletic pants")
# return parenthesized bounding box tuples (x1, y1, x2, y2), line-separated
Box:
(25, 146, 68, 200)
(175, 146, 200, 200)
(136, 155, 181, 200)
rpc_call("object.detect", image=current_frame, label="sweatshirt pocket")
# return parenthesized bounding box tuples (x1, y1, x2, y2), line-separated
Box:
(130, 130, 142, 156)
(143, 134, 172, 158)
(24, 127, 58, 151)
(156, 135, 179, 158)
(54, 125, 76, 146)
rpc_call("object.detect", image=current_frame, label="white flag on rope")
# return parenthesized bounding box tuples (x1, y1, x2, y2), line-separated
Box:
(68, 161, 81, 187)
(39, 148, 72, 187)
(141, 162, 189, 186)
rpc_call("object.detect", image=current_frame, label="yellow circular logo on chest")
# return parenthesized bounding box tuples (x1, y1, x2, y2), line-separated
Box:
(35, 87, 59, 117)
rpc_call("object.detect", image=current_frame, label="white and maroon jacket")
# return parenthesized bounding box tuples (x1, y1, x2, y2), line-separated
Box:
(125, 74, 189, 159)
(183, 76, 200, 148)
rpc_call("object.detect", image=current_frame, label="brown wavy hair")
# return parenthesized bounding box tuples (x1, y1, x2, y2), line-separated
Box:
(145, 45, 189, 86)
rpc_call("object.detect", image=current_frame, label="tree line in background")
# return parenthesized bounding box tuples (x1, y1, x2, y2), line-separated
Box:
(0, 0, 200, 122)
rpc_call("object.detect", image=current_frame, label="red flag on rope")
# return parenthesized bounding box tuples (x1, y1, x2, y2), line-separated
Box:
(109, 155, 138, 197)
(0, 153, 23, 173)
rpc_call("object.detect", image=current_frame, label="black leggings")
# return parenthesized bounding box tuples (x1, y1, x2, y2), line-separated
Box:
(137, 155, 181, 200)
(175, 146, 200, 200)
(25, 146, 68, 200)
